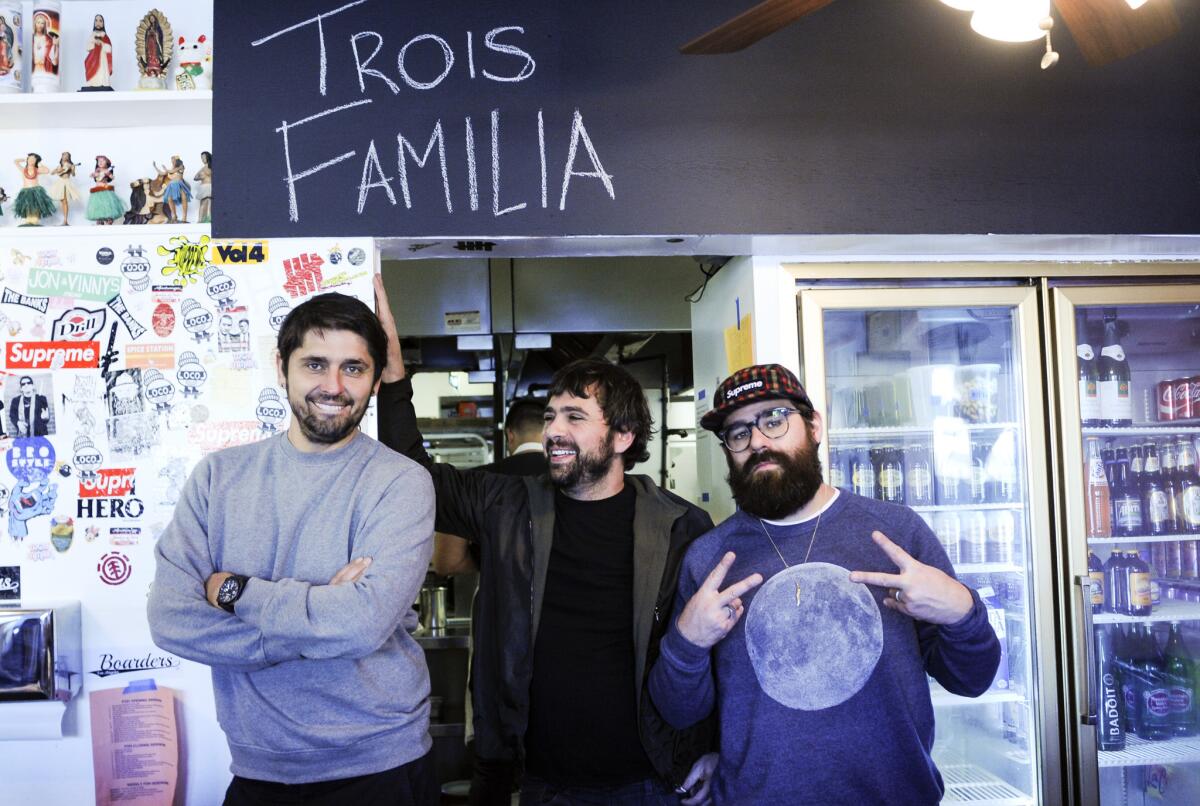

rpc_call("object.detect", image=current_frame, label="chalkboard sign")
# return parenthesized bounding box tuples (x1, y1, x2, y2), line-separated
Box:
(215, 0, 1200, 238)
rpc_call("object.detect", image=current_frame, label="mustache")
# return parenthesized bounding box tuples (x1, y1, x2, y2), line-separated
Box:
(545, 436, 578, 451)
(743, 449, 790, 471)
(306, 392, 352, 407)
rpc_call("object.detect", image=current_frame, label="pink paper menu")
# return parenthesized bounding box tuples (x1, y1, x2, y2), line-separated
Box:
(89, 683, 179, 806)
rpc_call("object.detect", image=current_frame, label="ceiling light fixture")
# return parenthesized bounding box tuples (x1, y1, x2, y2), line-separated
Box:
(1039, 17, 1059, 69)
(1126, 0, 1149, 8)
(970, 0, 1050, 42)
(938, 0, 980, 10)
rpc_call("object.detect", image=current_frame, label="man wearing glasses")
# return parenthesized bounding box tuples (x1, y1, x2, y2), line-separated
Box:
(10, 376, 51, 437)
(648, 364, 1000, 804)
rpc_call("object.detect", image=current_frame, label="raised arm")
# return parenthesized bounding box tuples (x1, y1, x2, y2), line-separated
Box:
(147, 460, 275, 671)
(229, 465, 434, 663)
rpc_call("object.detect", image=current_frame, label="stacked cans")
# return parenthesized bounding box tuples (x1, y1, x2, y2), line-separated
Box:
(1157, 378, 1200, 422)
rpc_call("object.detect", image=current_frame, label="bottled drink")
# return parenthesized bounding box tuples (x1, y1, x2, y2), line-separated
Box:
(852, 448, 875, 498)
(1164, 621, 1197, 737)
(1177, 437, 1200, 533)
(1111, 457, 1144, 537)
(1095, 626, 1127, 750)
(1167, 540, 1184, 578)
(1151, 542, 1168, 578)
(1077, 318, 1103, 428)
(933, 511, 961, 564)
(1127, 550, 1153, 617)
(1102, 441, 1117, 486)
(1103, 548, 1128, 614)
(877, 446, 904, 504)
(1183, 540, 1200, 579)
(961, 511, 987, 565)
(828, 447, 847, 489)
(1085, 438, 1112, 538)
(969, 441, 988, 504)
(936, 461, 963, 505)
(1130, 445, 1144, 485)
(1161, 440, 1183, 533)
(986, 510, 1015, 565)
(1142, 443, 1171, 536)
(1098, 310, 1133, 427)
(1118, 625, 1142, 735)
(1139, 624, 1172, 741)
(904, 444, 934, 506)
(1088, 550, 1105, 613)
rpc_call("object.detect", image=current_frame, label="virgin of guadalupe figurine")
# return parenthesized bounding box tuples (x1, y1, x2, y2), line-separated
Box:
(86, 155, 125, 225)
(80, 14, 113, 91)
(158, 156, 191, 223)
(47, 151, 80, 224)
(12, 153, 54, 226)
(0, 15, 15, 76)
(135, 10, 172, 90)
(194, 151, 211, 223)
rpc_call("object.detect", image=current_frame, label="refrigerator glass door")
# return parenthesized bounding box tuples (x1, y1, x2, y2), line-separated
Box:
(800, 286, 1054, 806)
(1055, 288, 1200, 806)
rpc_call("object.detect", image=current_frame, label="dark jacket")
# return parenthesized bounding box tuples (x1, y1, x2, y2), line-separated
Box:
(378, 380, 716, 787)
(483, 449, 546, 478)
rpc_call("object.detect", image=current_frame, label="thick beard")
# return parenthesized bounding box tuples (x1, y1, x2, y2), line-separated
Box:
(726, 440, 824, 520)
(290, 390, 367, 445)
(548, 430, 616, 492)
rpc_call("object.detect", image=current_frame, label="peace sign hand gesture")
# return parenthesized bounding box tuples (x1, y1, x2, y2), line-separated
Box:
(677, 552, 764, 649)
(849, 531, 974, 625)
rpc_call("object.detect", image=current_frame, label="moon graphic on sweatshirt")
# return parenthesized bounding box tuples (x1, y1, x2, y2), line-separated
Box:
(744, 562, 883, 710)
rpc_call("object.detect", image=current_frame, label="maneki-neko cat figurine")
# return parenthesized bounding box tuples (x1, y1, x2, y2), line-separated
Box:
(175, 33, 211, 90)
(135, 9, 172, 90)
(12, 153, 55, 226)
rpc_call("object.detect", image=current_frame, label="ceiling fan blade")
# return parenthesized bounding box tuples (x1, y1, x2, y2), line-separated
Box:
(1054, 0, 1180, 66)
(680, 0, 838, 54)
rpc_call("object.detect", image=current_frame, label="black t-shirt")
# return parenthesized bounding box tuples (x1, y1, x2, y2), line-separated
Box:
(524, 483, 656, 786)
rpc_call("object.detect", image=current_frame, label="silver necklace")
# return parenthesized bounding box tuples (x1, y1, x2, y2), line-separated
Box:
(756, 510, 823, 607)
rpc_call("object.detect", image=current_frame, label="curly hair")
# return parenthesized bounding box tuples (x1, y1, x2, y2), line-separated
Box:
(547, 359, 654, 469)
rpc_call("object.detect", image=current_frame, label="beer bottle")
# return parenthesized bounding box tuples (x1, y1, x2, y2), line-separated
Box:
(852, 447, 875, 498)
(1077, 314, 1103, 428)
(1161, 440, 1183, 534)
(1088, 550, 1105, 613)
(1127, 550, 1153, 617)
(828, 447, 846, 489)
(1130, 445, 1144, 486)
(1102, 441, 1117, 486)
(905, 444, 934, 506)
(878, 446, 904, 504)
(1164, 621, 1197, 737)
(1085, 438, 1112, 538)
(1118, 625, 1142, 736)
(1139, 624, 1172, 740)
(1142, 443, 1171, 536)
(1111, 456, 1144, 538)
(1177, 436, 1200, 534)
(969, 441, 988, 504)
(1098, 310, 1133, 427)
(1095, 625, 1127, 750)
(1103, 548, 1127, 614)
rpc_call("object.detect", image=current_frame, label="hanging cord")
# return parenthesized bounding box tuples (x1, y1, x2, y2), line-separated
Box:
(685, 257, 730, 304)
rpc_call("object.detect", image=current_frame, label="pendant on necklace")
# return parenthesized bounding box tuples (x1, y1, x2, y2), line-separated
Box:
(795, 581, 802, 606)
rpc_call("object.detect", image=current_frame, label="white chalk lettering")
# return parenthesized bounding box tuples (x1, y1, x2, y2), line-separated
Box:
(538, 108, 548, 209)
(559, 109, 615, 210)
(351, 31, 400, 94)
(483, 27, 536, 82)
(357, 139, 397, 213)
(492, 109, 526, 217)
(465, 116, 480, 211)
(397, 33, 454, 91)
(277, 99, 373, 222)
(251, 0, 369, 96)
(397, 122, 452, 212)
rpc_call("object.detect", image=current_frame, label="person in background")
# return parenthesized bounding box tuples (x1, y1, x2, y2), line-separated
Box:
(148, 292, 437, 806)
(375, 275, 718, 806)
(433, 396, 546, 804)
(649, 364, 1000, 804)
(10, 376, 50, 437)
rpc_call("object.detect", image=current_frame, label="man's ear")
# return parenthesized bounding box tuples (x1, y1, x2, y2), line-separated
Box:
(275, 350, 286, 387)
(808, 409, 824, 445)
(611, 428, 635, 457)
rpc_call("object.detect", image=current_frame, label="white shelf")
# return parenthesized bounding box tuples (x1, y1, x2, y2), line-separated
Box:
(955, 563, 1025, 575)
(932, 689, 1026, 707)
(0, 90, 212, 130)
(1097, 733, 1200, 768)
(1090, 534, 1200, 545)
(940, 764, 1033, 805)
(1093, 599, 1200, 624)
(1083, 425, 1200, 436)
(830, 422, 1020, 439)
(2, 222, 210, 238)
(912, 503, 1025, 513)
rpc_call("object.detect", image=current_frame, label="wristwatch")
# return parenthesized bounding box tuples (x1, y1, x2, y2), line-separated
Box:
(215, 574, 250, 613)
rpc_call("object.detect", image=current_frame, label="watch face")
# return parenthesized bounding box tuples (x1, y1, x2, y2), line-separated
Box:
(217, 576, 241, 605)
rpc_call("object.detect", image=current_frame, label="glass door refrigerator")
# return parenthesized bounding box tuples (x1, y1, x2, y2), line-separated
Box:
(797, 284, 1060, 806)
(1053, 284, 1200, 806)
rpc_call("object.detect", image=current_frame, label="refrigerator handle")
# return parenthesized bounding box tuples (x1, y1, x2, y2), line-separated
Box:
(1075, 575, 1098, 726)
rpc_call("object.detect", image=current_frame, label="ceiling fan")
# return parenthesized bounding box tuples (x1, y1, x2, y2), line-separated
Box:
(680, 0, 1181, 66)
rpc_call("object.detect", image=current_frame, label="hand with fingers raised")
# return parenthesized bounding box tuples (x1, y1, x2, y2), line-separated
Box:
(677, 551, 764, 649)
(849, 530, 974, 625)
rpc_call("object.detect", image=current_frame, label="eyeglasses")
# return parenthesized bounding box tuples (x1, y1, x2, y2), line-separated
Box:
(718, 407, 801, 453)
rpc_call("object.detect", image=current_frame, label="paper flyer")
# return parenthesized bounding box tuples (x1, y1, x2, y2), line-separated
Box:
(89, 683, 178, 806)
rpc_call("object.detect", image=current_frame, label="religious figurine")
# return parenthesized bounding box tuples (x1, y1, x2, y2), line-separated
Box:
(0, 6, 22, 95)
(175, 33, 212, 90)
(194, 151, 211, 223)
(158, 156, 191, 223)
(12, 153, 54, 226)
(47, 150, 80, 224)
(80, 13, 113, 91)
(135, 9, 172, 90)
(85, 155, 124, 225)
(29, 5, 60, 94)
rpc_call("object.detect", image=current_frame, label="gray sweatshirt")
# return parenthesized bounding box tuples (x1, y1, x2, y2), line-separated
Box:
(147, 431, 435, 784)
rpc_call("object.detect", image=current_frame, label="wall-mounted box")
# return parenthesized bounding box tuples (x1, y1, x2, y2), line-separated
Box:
(0, 602, 82, 703)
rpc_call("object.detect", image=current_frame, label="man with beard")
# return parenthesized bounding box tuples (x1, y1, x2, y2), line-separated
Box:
(374, 276, 718, 805)
(648, 364, 1000, 804)
(148, 293, 438, 805)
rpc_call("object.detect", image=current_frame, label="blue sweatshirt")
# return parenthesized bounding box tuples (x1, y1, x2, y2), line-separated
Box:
(148, 432, 435, 784)
(649, 491, 1000, 805)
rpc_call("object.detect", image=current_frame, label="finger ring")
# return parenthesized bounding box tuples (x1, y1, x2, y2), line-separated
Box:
(724, 604, 735, 620)
(893, 589, 904, 603)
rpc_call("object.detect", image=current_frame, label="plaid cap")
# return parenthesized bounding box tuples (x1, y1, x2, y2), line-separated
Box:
(700, 364, 813, 433)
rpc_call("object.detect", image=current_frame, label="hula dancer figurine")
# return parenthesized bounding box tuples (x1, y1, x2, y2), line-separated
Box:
(0, 186, 8, 216)
(159, 156, 191, 223)
(13, 153, 55, 226)
(194, 151, 211, 223)
(86, 155, 125, 225)
(48, 151, 80, 224)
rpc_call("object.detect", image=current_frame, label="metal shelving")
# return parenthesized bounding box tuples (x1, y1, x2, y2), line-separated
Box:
(829, 422, 1020, 439)
(1093, 599, 1200, 624)
(940, 764, 1034, 805)
(1098, 734, 1200, 768)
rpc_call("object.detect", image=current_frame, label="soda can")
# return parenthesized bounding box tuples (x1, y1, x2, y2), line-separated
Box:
(1174, 378, 1193, 421)
(1157, 380, 1176, 422)
(1190, 377, 1200, 420)
(852, 448, 876, 498)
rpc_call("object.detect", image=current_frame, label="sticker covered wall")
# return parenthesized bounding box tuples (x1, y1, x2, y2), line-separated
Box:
(0, 233, 375, 802)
